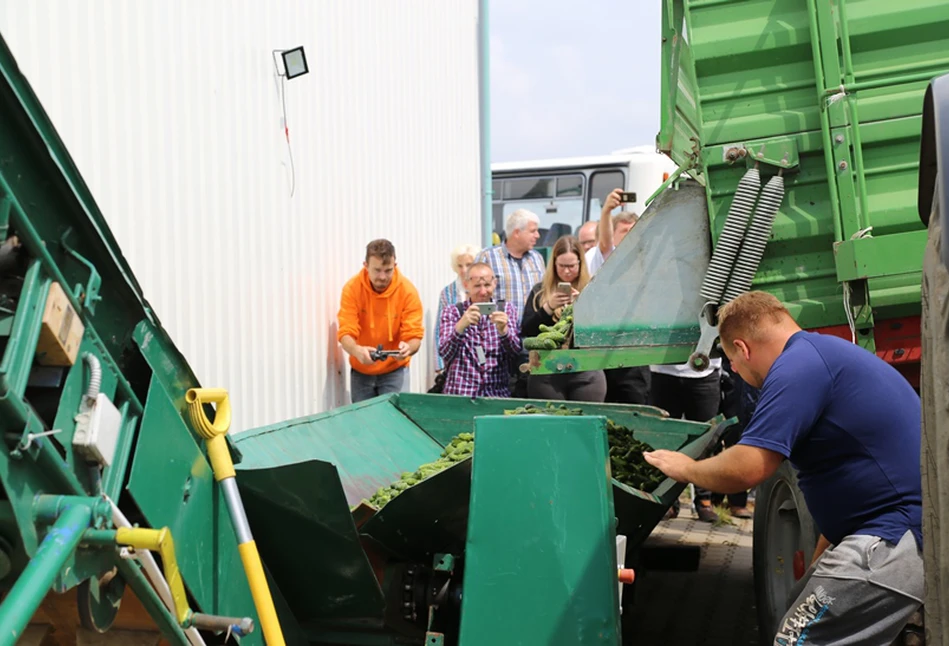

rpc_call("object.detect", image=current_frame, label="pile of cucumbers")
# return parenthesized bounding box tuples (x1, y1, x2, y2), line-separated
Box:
(364, 403, 666, 510)
(505, 403, 665, 492)
(366, 433, 474, 508)
(522, 304, 573, 350)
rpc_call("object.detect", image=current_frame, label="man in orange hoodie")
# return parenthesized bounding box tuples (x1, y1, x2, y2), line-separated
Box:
(337, 239, 424, 403)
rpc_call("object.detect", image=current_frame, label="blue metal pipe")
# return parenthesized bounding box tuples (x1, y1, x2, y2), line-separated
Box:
(478, 0, 493, 247)
(0, 505, 92, 641)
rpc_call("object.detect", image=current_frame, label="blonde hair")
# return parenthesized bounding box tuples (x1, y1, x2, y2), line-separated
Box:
(718, 291, 791, 346)
(450, 243, 481, 272)
(533, 235, 590, 313)
(613, 211, 638, 231)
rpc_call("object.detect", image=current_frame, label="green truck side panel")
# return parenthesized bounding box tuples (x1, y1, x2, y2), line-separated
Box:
(660, 0, 949, 328)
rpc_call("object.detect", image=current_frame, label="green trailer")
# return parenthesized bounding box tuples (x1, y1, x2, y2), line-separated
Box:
(527, 0, 949, 641)
(2, 0, 949, 645)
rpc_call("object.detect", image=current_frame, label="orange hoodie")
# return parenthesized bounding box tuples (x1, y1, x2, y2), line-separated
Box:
(337, 267, 424, 375)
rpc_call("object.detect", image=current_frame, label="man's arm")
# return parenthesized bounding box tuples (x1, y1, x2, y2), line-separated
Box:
(643, 444, 784, 493)
(811, 534, 832, 565)
(597, 189, 622, 258)
(337, 283, 373, 365)
(340, 334, 373, 365)
(398, 288, 425, 358)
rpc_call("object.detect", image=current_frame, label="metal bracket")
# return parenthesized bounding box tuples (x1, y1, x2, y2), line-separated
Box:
(719, 137, 800, 170)
(433, 553, 455, 573)
(688, 304, 719, 372)
(60, 228, 102, 315)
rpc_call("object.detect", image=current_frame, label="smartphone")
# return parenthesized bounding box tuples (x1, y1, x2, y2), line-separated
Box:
(619, 191, 637, 203)
(557, 282, 572, 294)
(476, 302, 497, 316)
(496, 299, 506, 312)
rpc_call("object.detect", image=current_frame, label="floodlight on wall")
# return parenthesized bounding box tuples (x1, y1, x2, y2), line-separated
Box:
(280, 46, 309, 80)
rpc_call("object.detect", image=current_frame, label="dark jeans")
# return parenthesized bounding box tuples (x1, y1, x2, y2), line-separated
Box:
(650, 370, 746, 506)
(604, 366, 651, 405)
(528, 371, 607, 402)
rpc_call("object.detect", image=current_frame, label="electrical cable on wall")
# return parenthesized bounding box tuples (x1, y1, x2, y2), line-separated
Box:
(272, 50, 297, 198)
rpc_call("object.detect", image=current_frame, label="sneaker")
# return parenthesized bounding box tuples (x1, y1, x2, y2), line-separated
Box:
(694, 499, 717, 523)
(729, 506, 753, 519)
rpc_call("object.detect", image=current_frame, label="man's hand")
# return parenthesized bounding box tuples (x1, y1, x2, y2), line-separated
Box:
(490, 310, 509, 336)
(398, 341, 412, 359)
(643, 450, 695, 483)
(352, 345, 376, 366)
(455, 305, 481, 334)
(601, 188, 623, 217)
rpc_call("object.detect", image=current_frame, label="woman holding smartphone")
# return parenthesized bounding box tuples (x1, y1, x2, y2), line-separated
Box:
(520, 235, 606, 401)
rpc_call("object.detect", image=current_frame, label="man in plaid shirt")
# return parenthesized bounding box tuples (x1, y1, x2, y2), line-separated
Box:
(476, 209, 545, 323)
(438, 263, 522, 397)
(476, 209, 544, 396)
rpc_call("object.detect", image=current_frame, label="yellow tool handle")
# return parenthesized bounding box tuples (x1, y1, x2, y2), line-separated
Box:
(238, 541, 284, 646)
(185, 388, 232, 439)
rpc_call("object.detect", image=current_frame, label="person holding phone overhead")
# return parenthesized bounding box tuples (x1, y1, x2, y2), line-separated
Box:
(521, 235, 606, 402)
(438, 262, 522, 397)
(586, 189, 651, 405)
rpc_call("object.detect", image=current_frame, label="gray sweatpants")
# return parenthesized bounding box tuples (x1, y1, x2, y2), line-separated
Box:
(774, 530, 923, 646)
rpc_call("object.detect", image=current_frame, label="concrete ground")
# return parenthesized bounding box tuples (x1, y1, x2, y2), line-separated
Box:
(626, 502, 760, 646)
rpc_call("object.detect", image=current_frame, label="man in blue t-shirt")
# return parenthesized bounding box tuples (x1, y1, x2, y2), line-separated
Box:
(644, 291, 923, 646)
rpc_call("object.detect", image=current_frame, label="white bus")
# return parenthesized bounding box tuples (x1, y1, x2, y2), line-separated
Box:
(490, 145, 679, 245)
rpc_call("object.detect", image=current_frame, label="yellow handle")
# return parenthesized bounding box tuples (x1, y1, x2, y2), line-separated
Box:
(116, 527, 191, 626)
(239, 541, 285, 646)
(186, 388, 235, 480)
(185, 388, 231, 439)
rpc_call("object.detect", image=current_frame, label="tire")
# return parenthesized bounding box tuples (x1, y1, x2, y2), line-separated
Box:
(753, 461, 819, 645)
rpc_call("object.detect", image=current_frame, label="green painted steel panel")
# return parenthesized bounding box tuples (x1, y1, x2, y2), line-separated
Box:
(459, 415, 621, 646)
(573, 181, 710, 349)
(235, 396, 445, 505)
(237, 461, 386, 624)
(660, 0, 949, 330)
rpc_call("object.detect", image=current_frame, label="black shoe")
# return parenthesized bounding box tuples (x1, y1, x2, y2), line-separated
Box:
(694, 500, 717, 523)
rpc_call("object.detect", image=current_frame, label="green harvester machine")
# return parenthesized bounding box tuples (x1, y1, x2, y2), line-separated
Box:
(1, 0, 949, 644)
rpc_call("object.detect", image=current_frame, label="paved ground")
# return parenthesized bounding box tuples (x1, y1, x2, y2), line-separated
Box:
(627, 502, 761, 646)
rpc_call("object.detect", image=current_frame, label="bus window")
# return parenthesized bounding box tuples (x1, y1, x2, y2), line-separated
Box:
(588, 170, 625, 217)
(493, 174, 585, 243)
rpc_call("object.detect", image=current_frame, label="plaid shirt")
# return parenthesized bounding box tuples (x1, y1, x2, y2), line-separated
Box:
(438, 301, 522, 397)
(476, 245, 546, 323)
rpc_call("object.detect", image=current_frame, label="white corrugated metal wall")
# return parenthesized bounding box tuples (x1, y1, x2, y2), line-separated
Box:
(0, 1, 482, 433)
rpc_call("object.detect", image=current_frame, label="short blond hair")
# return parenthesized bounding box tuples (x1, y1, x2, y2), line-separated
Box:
(613, 211, 637, 231)
(450, 243, 481, 271)
(718, 291, 791, 345)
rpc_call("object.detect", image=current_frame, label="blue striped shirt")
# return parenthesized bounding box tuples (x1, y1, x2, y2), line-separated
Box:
(476, 245, 546, 323)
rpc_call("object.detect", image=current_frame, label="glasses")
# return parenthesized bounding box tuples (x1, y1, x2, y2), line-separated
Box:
(555, 262, 579, 271)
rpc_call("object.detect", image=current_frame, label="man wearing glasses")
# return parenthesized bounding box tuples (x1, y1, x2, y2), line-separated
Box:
(437, 263, 522, 397)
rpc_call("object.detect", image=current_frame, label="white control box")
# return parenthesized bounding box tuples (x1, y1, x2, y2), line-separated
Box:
(73, 393, 122, 467)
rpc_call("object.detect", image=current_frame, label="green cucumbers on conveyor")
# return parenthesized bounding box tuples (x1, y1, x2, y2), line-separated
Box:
(367, 433, 474, 508)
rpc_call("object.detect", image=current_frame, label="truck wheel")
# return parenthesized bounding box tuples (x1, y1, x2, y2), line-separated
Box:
(753, 461, 818, 645)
